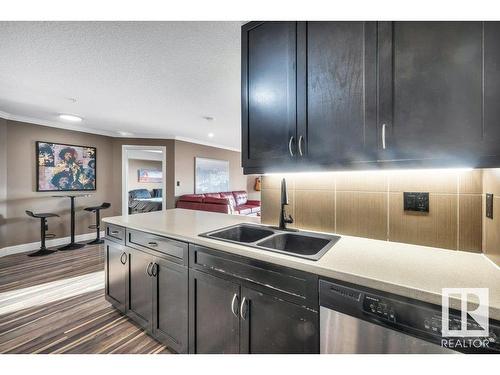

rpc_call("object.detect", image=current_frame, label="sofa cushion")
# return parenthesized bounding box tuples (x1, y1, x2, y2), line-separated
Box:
(232, 191, 248, 206)
(204, 196, 230, 205)
(220, 192, 237, 207)
(236, 204, 261, 214)
(179, 194, 204, 203)
(204, 193, 221, 199)
(234, 206, 252, 215)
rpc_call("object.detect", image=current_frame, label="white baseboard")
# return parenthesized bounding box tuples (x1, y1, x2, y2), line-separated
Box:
(0, 231, 106, 257)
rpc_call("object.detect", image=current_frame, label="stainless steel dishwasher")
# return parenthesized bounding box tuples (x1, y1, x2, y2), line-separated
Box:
(319, 280, 499, 354)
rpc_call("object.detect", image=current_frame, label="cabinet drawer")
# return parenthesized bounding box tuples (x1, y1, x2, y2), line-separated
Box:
(106, 224, 125, 244)
(190, 245, 318, 309)
(127, 229, 188, 264)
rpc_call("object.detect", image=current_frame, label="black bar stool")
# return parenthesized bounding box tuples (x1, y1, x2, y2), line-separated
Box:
(84, 202, 111, 245)
(25, 210, 60, 257)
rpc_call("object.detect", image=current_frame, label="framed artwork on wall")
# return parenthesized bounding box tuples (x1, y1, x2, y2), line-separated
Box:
(195, 157, 229, 194)
(138, 169, 163, 183)
(36, 141, 97, 192)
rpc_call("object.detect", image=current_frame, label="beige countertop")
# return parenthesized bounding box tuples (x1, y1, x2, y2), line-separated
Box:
(103, 208, 500, 321)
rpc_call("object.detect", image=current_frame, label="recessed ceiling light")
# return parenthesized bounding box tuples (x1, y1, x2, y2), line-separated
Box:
(117, 131, 134, 137)
(208, 133, 214, 138)
(59, 114, 82, 122)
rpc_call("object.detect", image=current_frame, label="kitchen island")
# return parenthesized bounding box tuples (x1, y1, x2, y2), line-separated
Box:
(103, 208, 500, 353)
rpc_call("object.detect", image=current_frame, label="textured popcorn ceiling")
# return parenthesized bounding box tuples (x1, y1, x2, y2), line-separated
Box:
(0, 21, 242, 150)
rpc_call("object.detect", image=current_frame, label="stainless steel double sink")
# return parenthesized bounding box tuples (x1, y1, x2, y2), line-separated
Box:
(199, 223, 340, 261)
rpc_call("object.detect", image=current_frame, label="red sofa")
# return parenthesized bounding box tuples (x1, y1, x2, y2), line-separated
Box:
(176, 191, 260, 215)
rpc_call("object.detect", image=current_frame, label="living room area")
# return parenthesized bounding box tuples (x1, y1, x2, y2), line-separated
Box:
(0, 118, 261, 255)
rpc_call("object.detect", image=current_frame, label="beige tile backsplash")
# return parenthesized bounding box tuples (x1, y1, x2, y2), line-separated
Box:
(261, 169, 500, 263)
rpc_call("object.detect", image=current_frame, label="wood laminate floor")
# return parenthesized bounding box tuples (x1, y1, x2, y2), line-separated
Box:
(0, 244, 170, 354)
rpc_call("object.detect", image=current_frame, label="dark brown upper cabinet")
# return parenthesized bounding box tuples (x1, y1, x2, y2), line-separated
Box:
(241, 21, 297, 173)
(241, 21, 500, 173)
(297, 21, 378, 168)
(378, 21, 500, 166)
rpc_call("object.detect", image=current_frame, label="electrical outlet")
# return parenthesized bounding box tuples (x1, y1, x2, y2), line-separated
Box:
(486, 193, 494, 219)
(404, 192, 429, 213)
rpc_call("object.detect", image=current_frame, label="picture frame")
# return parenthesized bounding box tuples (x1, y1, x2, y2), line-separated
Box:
(36, 141, 97, 192)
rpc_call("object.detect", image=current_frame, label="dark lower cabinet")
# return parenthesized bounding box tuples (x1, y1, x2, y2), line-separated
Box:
(105, 240, 127, 312)
(189, 270, 240, 354)
(189, 269, 319, 354)
(152, 257, 188, 353)
(105, 237, 189, 353)
(240, 287, 319, 354)
(127, 247, 153, 329)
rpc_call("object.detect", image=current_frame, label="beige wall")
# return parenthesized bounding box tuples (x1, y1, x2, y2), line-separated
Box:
(261, 169, 486, 255)
(127, 159, 162, 192)
(174, 140, 246, 197)
(1, 119, 116, 248)
(483, 169, 500, 265)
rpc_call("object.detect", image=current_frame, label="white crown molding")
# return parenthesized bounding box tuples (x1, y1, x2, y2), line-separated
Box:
(0, 231, 105, 257)
(0, 110, 242, 152)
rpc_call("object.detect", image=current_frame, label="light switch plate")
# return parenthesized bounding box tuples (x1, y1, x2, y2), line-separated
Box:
(486, 193, 494, 219)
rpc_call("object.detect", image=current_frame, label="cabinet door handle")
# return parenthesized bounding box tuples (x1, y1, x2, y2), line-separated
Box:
(298, 135, 304, 156)
(231, 293, 240, 317)
(240, 297, 248, 320)
(147, 241, 158, 247)
(288, 136, 295, 157)
(120, 252, 127, 265)
(111, 230, 119, 235)
(146, 262, 153, 276)
(382, 123, 387, 150)
(151, 263, 158, 277)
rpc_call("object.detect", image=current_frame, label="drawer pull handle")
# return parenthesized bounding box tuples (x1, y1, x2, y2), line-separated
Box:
(240, 297, 248, 320)
(148, 241, 158, 247)
(111, 230, 120, 235)
(146, 262, 153, 276)
(231, 293, 239, 317)
(120, 252, 127, 265)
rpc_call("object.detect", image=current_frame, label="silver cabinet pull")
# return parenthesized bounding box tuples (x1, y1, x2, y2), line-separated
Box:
(111, 230, 119, 235)
(148, 241, 158, 247)
(146, 262, 153, 276)
(288, 136, 295, 157)
(231, 293, 239, 317)
(298, 135, 304, 156)
(151, 263, 158, 277)
(382, 123, 387, 150)
(240, 297, 248, 320)
(120, 252, 127, 265)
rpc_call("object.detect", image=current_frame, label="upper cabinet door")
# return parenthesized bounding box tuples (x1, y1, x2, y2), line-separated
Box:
(378, 22, 484, 163)
(298, 22, 377, 166)
(242, 22, 297, 172)
(483, 22, 500, 162)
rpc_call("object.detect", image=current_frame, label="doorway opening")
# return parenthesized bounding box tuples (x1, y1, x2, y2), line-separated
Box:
(122, 145, 167, 215)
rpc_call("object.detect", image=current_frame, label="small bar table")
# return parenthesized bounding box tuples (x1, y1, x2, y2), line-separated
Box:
(52, 193, 92, 250)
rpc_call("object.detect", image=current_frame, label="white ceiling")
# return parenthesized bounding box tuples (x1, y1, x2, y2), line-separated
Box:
(0, 21, 242, 150)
